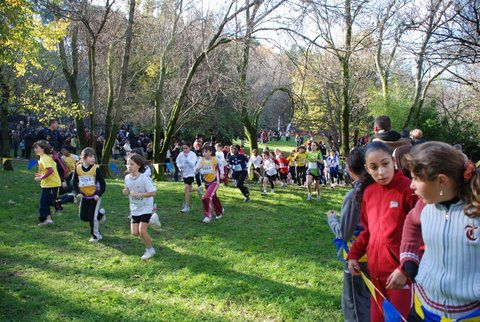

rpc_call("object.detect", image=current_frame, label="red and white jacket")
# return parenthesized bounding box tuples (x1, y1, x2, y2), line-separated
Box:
(347, 170, 418, 280)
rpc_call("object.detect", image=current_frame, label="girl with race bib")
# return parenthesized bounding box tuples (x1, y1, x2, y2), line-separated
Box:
(123, 154, 157, 260)
(72, 148, 106, 243)
(306, 141, 323, 201)
(195, 145, 224, 223)
(261, 151, 280, 195)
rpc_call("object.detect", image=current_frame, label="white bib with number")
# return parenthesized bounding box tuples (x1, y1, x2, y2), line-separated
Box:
(79, 175, 95, 187)
(201, 165, 214, 175)
(308, 162, 317, 169)
(233, 164, 242, 171)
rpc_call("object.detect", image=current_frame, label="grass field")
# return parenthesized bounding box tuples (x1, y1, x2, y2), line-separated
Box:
(0, 157, 347, 321)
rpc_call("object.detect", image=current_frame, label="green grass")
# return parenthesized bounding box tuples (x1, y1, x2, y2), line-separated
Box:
(0, 160, 347, 321)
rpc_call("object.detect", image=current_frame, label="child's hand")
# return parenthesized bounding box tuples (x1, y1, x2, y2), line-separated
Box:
(93, 195, 100, 201)
(386, 269, 407, 290)
(130, 191, 140, 197)
(76, 193, 83, 199)
(347, 259, 361, 276)
(219, 174, 224, 180)
(327, 210, 337, 219)
(122, 187, 130, 196)
(34, 176, 42, 182)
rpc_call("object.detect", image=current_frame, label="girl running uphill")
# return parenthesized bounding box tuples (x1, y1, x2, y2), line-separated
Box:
(327, 147, 370, 322)
(195, 145, 224, 223)
(261, 151, 280, 195)
(395, 142, 480, 321)
(346, 141, 417, 322)
(73, 148, 106, 242)
(229, 145, 250, 202)
(306, 141, 323, 201)
(123, 154, 157, 260)
(33, 140, 62, 226)
(176, 142, 198, 213)
(295, 146, 308, 186)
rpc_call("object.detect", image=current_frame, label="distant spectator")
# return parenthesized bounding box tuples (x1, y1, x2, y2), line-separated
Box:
(372, 115, 411, 151)
(410, 128, 425, 145)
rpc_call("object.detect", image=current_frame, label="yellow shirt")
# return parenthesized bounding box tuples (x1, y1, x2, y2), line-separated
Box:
(287, 155, 296, 166)
(199, 157, 218, 183)
(295, 152, 308, 167)
(62, 155, 76, 174)
(39, 154, 61, 188)
(76, 164, 98, 196)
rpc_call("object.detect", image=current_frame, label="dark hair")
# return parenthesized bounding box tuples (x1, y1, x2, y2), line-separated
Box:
(33, 140, 54, 154)
(231, 144, 240, 150)
(49, 119, 57, 126)
(182, 141, 191, 148)
(347, 147, 365, 177)
(375, 115, 392, 131)
(404, 141, 480, 218)
(128, 153, 148, 173)
(80, 147, 95, 159)
(202, 144, 213, 153)
(356, 141, 393, 201)
(262, 151, 270, 157)
(131, 148, 143, 155)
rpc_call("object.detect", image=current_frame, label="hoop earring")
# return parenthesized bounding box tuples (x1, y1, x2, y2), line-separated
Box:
(440, 190, 443, 196)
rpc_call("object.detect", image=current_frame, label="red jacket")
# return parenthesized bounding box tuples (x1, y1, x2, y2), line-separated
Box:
(278, 157, 289, 174)
(347, 170, 418, 280)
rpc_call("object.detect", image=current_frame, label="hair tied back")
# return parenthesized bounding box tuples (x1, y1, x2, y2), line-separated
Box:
(464, 160, 476, 181)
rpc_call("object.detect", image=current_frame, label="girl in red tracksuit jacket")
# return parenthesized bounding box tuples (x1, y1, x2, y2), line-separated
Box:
(346, 141, 418, 322)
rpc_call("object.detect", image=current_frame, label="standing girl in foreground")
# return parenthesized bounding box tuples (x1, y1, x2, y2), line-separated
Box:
(33, 140, 62, 226)
(73, 148, 106, 242)
(123, 154, 157, 260)
(327, 147, 370, 322)
(347, 141, 418, 322)
(195, 145, 224, 223)
(395, 142, 480, 321)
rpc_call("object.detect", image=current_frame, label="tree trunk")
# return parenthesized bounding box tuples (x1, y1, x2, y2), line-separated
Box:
(340, 0, 352, 156)
(0, 69, 13, 171)
(101, 0, 136, 177)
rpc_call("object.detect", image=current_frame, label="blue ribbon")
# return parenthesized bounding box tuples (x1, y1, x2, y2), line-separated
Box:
(27, 160, 38, 170)
(109, 163, 119, 174)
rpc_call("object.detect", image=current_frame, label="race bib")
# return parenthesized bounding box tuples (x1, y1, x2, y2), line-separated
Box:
(201, 165, 214, 174)
(233, 164, 242, 171)
(308, 162, 317, 169)
(130, 195, 146, 208)
(79, 175, 95, 187)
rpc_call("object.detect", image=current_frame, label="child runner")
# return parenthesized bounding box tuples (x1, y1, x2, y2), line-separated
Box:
(247, 149, 263, 183)
(287, 149, 297, 184)
(72, 148, 106, 242)
(123, 154, 157, 260)
(192, 139, 204, 197)
(195, 145, 224, 223)
(261, 151, 280, 195)
(229, 145, 250, 202)
(295, 146, 308, 186)
(394, 142, 480, 321)
(176, 142, 198, 213)
(346, 141, 418, 322)
(278, 152, 289, 187)
(326, 150, 340, 188)
(306, 141, 323, 201)
(33, 140, 61, 226)
(327, 147, 370, 322)
(56, 147, 80, 208)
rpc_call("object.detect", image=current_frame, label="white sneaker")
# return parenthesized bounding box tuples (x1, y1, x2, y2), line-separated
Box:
(261, 190, 267, 195)
(141, 247, 156, 260)
(317, 196, 321, 202)
(270, 189, 275, 194)
(197, 186, 203, 197)
(180, 205, 190, 213)
(242, 196, 250, 202)
(38, 219, 54, 226)
(89, 235, 103, 243)
(149, 213, 161, 228)
(202, 216, 212, 223)
(307, 194, 312, 201)
(215, 209, 224, 220)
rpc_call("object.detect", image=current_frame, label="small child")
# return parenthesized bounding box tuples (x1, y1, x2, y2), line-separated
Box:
(247, 149, 263, 183)
(395, 142, 480, 321)
(123, 154, 157, 260)
(175, 142, 198, 213)
(327, 147, 370, 322)
(346, 141, 418, 322)
(261, 151, 280, 195)
(33, 140, 61, 226)
(195, 145, 224, 223)
(228, 145, 250, 202)
(287, 149, 297, 184)
(72, 147, 106, 243)
(278, 153, 289, 187)
(294, 146, 308, 186)
(305, 141, 323, 201)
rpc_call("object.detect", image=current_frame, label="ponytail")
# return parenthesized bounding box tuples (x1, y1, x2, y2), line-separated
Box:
(462, 161, 480, 218)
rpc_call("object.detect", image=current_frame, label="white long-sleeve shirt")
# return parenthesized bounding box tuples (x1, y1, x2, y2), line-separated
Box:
(176, 151, 198, 178)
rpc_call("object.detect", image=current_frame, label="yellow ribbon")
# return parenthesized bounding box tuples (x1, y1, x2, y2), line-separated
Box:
(1, 157, 12, 165)
(153, 163, 160, 174)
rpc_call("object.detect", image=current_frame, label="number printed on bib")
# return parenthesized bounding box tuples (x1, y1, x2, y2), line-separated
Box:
(233, 164, 242, 171)
(201, 165, 214, 174)
(308, 162, 317, 169)
(79, 175, 95, 187)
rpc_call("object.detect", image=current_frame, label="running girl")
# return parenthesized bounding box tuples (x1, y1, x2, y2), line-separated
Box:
(123, 154, 157, 260)
(195, 145, 224, 223)
(33, 140, 61, 226)
(346, 141, 418, 322)
(306, 141, 323, 201)
(395, 142, 480, 321)
(287, 149, 297, 184)
(175, 142, 198, 213)
(228, 145, 250, 202)
(278, 153, 289, 187)
(295, 146, 308, 186)
(247, 149, 263, 183)
(261, 151, 280, 195)
(72, 148, 106, 242)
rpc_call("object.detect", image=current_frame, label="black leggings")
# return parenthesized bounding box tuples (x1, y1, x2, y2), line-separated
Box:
(267, 175, 278, 189)
(233, 171, 249, 197)
(289, 166, 296, 183)
(296, 166, 306, 185)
